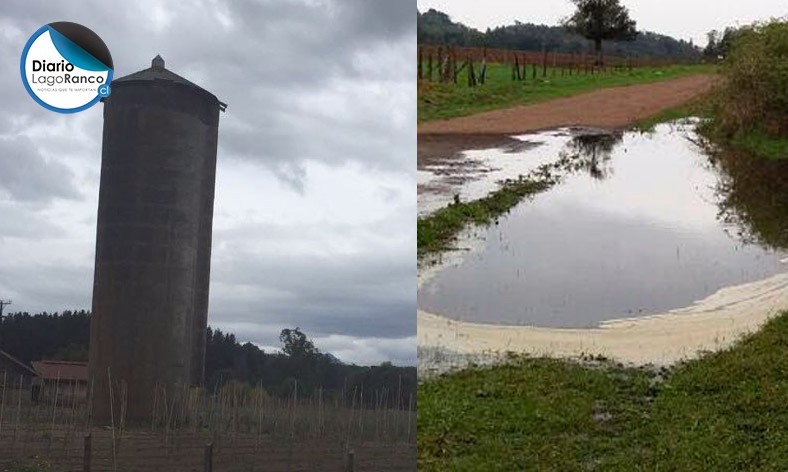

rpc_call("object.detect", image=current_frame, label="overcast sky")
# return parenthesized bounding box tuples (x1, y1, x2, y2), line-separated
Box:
(0, 0, 415, 365)
(418, 0, 787, 46)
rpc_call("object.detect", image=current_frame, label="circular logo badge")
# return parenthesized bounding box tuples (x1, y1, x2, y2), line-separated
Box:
(20, 22, 114, 114)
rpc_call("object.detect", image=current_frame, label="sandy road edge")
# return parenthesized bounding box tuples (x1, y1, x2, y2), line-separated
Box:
(419, 271, 788, 369)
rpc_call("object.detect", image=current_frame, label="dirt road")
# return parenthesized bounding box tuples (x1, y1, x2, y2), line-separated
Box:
(418, 74, 716, 135)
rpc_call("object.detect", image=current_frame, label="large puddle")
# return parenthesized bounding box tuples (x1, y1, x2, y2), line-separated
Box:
(418, 132, 571, 216)
(419, 121, 788, 328)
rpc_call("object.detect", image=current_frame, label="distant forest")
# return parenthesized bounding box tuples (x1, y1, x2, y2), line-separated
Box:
(0, 310, 416, 408)
(418, 8, 702, 60)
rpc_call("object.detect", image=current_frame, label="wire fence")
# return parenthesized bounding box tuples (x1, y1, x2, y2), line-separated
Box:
(0, 372, 416, 471)
(418, 44, 697, 86)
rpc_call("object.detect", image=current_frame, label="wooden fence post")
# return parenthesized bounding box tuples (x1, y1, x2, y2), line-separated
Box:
(417, 47, 422, 80)
(346, 449, 355, 472)
(542, 48, 548, 77)
(481, 46, 487, 85)
(83, 433, 92, 472)
(436, 46, 443, 81)
(204, 442, 214, 472)
(451, 48, 458, 84)
(467, 59, 476, 87)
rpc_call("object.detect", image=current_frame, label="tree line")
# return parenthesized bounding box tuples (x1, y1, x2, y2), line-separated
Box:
(702, 26, 747, 59)
(0, 311, 416, 409)
(418, 7, 701, 60)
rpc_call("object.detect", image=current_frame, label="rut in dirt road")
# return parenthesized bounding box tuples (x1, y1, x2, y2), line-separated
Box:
(419, 74, 716, 135)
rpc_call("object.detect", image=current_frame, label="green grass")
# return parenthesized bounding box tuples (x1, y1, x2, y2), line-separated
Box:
(727, 129, 788, 160)
(697, 118, 788, 161)
(1, 458, 53, 472)
(419, 63, 716, 123)
(419, 311, 788, 471)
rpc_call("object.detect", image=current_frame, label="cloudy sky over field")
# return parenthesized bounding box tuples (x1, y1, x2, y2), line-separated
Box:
(0, 0, 415, 365)
(418, 0, 787, 46)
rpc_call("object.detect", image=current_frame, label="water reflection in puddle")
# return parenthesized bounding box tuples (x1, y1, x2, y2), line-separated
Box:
(418, 121, 788, 328)
(418, 130, 576, 216)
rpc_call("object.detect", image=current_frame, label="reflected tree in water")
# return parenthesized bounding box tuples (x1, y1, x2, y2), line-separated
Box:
(559, 131, 623, 180)
(711, 147, 788, 250)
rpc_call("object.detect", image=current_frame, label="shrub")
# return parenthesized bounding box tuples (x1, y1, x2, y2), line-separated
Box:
(715, 19, 788, 137)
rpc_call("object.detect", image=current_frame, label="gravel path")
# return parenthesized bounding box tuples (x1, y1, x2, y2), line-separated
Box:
(418, 74, 716, 135)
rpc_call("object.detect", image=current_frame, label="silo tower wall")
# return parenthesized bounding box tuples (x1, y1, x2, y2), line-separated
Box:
(89, 64, 220, 423)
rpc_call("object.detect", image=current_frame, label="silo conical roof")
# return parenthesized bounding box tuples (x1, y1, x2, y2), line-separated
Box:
(111, 55, 226, 111)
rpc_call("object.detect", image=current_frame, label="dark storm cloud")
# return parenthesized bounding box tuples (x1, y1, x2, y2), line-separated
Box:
(0, 0, 416, 364)
(0, 0, 414, 208)
(2, 0, 415, 188)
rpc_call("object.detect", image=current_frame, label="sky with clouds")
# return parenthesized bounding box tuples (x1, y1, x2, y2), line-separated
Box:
(0, 0, 415, 365)
(417, 0, 787, 47)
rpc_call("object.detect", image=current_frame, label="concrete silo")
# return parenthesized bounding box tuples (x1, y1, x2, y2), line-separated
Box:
(89, 55, 225, 423)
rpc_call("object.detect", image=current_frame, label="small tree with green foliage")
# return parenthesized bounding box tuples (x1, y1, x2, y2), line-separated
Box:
(563, 0, 637, 64)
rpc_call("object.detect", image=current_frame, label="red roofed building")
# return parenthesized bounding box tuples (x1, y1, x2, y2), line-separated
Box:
(0, 349, 37, 395)
(31, 360, 88, 404)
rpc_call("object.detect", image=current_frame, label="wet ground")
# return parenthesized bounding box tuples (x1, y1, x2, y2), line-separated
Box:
(418, 120, 788, 328)
(418, 129, 595, 216)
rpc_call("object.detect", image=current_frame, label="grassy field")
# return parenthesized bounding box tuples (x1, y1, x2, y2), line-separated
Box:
(418, 311, 788, 471)
(418, 63, 715, 123)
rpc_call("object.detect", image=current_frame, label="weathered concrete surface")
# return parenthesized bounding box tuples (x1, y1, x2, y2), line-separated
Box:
(89, 59, 221, 423)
